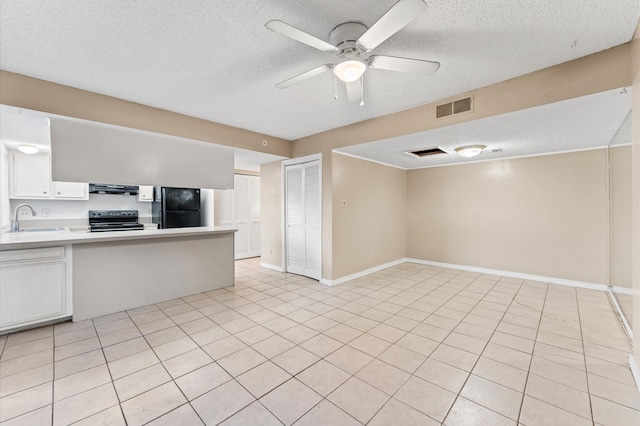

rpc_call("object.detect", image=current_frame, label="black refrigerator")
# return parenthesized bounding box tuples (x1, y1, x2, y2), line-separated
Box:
(152, 187, 201, 229)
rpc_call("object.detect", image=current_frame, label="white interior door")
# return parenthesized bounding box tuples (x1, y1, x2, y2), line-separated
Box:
(217, 175, 261, 260)
(285, 160, 321, 280)
(234, 175, 249, 259)
(248, 175, 261, 257)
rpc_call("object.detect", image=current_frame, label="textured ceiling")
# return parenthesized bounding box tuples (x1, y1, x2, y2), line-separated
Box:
(0, 1, 638, 141)
(0, 105, 285, 172)
(336, 88, 632, 169)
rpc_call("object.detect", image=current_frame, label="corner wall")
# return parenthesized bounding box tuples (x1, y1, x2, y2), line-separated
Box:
(611, 145, 633, 288)
(331, 153, 406, 280)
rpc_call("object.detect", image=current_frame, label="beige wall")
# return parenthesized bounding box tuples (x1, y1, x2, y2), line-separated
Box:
(0, 71, 291, 158)
(406, 150, 610, 284)
(610, 146, 632, 288)
(322, 151, 334, 280)
(331, 153, 406, 279)
(259, 161, 283, 268)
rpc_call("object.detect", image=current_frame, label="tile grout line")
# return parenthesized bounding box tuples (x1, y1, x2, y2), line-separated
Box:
(438, 276, 527, 424)
(125, 305, 211, 426)
(324, 267, 473, 424)
(514, 280, 550, 424)
(356, 268, 483, 425)
(242, 265, 470, 425)
(575, 290, 600, 426)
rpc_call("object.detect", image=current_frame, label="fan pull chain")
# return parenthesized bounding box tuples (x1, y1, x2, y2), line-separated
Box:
(334, 75, 338, 100)
(360, 75, 364, 107)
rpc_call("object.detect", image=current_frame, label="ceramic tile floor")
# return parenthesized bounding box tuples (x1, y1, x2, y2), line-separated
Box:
(1, 257, 639, 425)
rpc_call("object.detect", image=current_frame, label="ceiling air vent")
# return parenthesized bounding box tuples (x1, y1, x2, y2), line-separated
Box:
(404, 147, 448, 158)
(436, 96, 473, 119)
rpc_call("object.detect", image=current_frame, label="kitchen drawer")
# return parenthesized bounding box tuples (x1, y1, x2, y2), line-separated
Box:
(0, 247, 65, 263)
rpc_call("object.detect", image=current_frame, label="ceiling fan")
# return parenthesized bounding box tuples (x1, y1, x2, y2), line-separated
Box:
(265, 0, 439, 106)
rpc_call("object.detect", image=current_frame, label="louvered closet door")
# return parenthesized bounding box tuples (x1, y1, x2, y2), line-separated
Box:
(303, 161, 321, 279)
(285, 165, 305, 276)
(285, 160, 321, 280)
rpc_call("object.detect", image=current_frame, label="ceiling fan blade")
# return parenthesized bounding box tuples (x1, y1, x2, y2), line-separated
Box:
(266, 20, 337, 52)
(368, 55, 440, 74)
(357, 0, 427, 51)
(345, 79, 363, 104)
(275, 64, 334, 89)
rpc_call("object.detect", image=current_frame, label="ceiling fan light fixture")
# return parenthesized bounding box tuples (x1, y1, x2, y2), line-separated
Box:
(18, 144, 39, 154)
(455, 145, 485, 158)
(334, 59, 366, 83)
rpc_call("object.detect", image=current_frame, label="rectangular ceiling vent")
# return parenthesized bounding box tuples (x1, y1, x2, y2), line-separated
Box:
(436, 96, 473, 119)
(404, 147, 448, 158)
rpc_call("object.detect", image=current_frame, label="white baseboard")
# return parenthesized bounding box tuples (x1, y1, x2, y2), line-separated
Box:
(320, 257, 613, 292)
(320, 258, 407, 286)
(612, 286, 633, 295)
(259, 262, 283, 272)
(630, 355, 640, 396)
(405, 258, 608, 292)
(607, 288, 633, 341)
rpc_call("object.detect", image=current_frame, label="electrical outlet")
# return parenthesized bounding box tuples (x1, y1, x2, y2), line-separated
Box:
(18, 210, 32, 217)
(42, 209, 50, 217)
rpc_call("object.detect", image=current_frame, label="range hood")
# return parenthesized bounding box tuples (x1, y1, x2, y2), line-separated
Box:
(89, 183, 139, 195)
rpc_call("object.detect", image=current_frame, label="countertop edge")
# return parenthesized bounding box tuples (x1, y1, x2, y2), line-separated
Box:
(0, 227, 237, 251)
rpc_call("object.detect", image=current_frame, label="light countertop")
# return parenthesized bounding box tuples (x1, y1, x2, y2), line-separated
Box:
(0, 226, 237, 251)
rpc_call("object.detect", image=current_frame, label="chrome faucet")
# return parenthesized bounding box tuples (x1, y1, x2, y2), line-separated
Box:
(12, 204, 37, 232)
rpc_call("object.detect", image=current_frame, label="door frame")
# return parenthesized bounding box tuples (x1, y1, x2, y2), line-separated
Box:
(281, 153, 323, 279)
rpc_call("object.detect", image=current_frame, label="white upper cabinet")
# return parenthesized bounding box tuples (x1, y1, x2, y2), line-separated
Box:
(137, 185, 154, 202)
(11, 151, 50, 198)
(10, 151, 89, 200)
(52, 181, 87, 199)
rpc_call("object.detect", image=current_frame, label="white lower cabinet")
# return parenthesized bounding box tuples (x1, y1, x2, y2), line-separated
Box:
(0, 246, 72, 333)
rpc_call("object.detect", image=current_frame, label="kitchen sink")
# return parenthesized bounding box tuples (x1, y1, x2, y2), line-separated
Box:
(16, 227, 67, 233)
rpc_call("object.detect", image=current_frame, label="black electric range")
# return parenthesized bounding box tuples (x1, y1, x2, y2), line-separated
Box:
(89, 210, 144, 232)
